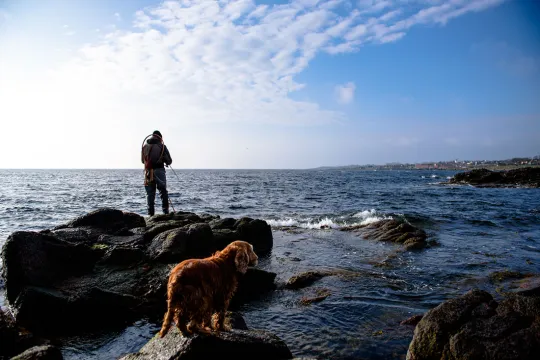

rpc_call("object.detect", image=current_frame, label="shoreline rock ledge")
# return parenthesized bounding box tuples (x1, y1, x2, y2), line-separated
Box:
(444, 167, 540, 188)
(0, 208, 277, 336)
(406, 288, 540, 360)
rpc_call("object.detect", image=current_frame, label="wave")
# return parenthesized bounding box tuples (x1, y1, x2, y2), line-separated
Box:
(265, 209, 392, 230)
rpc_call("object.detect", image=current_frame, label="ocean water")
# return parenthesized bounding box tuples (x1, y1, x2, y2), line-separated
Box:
(1, 169, 539, 359)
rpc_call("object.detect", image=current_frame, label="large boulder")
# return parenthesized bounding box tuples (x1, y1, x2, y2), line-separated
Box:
(147, 223, 214, 263)
(446, 167, 540, 188)
(407, 289, 540, 360)
(119, 327, 293, 360)
(234, 218, 273, 255)
(1, 231, 98, 304)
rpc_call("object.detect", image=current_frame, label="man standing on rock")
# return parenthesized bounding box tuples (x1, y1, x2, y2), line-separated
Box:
(141, 130, 173, 216)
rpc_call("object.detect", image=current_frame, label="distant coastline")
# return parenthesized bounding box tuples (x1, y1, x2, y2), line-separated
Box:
(312, 156, 540, 171)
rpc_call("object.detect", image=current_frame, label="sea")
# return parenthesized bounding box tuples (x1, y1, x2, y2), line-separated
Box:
(0, 169, 539, 360)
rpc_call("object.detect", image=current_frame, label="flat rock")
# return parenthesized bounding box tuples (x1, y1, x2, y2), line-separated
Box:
(120, 327, 293, 360)
(10, 345, 63, 360)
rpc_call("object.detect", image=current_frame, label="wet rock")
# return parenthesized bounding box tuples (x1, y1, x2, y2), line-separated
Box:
(341, 219, 427, 250)
(400, 314, 424, 326)
(1, 209, 276, 334)
(234, 218, 273, 255)
(213, 229, 241, 251)
(147, 223, 215, 263)
(1, 231, 98, 304)
(285, 271, 327, 290)
(445, 167, 540, 188)
(119, 327, 293, 360)
(232, 268, 277, 308)
(285, 269, 361, 290)
(58, 208, 145, 231)
(300, 288, 331, 306)
(10, 345, 63, 360)
(1, 307, 18, 357)
(209, 217, 237, 230)
(406, 289, 540, 360)
(227, 311, 249, 330)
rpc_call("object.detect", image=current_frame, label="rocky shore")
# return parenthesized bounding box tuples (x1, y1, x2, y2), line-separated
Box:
(444, 167, 540, 188)
(1, 208, 539, 359)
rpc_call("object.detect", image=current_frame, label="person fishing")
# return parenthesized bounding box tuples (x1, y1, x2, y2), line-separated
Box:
(141, 130, 173, 216)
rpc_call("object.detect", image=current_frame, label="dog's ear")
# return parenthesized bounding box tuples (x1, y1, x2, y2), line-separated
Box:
(235, 247, 249, 274)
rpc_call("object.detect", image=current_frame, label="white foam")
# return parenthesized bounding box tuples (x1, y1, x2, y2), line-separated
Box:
(265, 218, 299, 227)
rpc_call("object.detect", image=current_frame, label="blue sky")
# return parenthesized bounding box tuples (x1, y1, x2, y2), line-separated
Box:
(0, 0, 538, 169)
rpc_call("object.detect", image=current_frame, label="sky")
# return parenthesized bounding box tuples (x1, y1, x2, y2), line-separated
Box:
(0, 0, 539, 169)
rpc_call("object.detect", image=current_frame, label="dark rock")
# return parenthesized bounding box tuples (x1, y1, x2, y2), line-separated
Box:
(285, 271, 327, 290)
(147, 223, 215, 263)
(1, 307, 18, 357)
(146, 212, 202, 227)
(10, 345, 63, 360)
(341, 219, 428, 250)
(61, 208, 145, 231)
(143, 220, 191, 242)
(406, 289, 540, 360)
(213, 229, 241, 250)
(235, 218, 273, 255)
(1, 209, 276, 334)
(227, 311, 249, 330)
(209, 217, 238, 230)
(119, 327, 293, 360)
(446, 167, 540, 188)
(1, 231, 98, 304)
(232, 268, 277, 308)
(400, 314, 424, 326)
(284, 269, 361, 290)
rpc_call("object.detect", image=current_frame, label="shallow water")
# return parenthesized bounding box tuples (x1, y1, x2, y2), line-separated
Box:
(0, 169, 539, 359)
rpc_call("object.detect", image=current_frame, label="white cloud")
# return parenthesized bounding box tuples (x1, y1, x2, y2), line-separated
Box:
(114, 12, 122, 21)
(336, 82, 356, 104)
(0, 0, 508, 168)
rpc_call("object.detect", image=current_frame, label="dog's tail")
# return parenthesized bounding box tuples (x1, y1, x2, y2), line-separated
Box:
(159, 305, 174, 338)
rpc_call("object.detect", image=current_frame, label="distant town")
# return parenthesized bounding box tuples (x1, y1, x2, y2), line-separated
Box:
(315, 156, 540, 171)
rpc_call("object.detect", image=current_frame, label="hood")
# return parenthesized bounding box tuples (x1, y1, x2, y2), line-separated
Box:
(146, 135, 162, 145)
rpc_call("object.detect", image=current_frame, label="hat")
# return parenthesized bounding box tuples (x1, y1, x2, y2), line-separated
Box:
(153, 130, 162, 138)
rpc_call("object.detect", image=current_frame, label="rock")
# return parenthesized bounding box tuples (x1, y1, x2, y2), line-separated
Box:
(0, 307, 18, 358)
(209, 217, 238, 230)
(232, 268, 277, 308)
(406, 289, 540, 360)
(59, 208, 145, 231)
(213, 229, 241, 251)
(227, 311, 249, 330)
(284, 269, 361, 290)
(285, 271, 327, 290)
(10, 345, 63, 360)
(234, 218, 273, 255)
(446, 167, 540, 188)
(400, 314, 424, 326)
(147, 223, 215, 263)
(1, 208, 276, 334)
(341, 219, 427, 250)
(119, 327, 293, 360)
(1, 231, 98, 304)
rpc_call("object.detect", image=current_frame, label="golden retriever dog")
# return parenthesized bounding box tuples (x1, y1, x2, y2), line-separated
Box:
(159, 240, 258, 337)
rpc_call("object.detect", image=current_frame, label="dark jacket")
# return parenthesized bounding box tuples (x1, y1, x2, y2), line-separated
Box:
(141, 135, 172, 169)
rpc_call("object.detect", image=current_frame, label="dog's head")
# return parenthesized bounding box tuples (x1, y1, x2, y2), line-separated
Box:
(225, 240, 258, 274)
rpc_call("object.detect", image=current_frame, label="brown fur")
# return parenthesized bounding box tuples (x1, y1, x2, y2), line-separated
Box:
(159, 240, 258, 337)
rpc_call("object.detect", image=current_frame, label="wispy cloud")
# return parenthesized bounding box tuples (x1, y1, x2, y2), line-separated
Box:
(336, 82, 356, 104)
(114, 12, 122, 21)
(36, 0, 507, 126)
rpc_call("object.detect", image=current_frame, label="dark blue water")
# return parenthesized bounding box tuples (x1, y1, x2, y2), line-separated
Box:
(1, 169, 539, 359)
